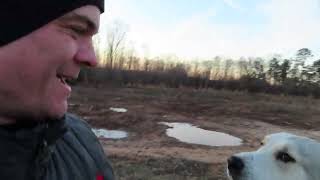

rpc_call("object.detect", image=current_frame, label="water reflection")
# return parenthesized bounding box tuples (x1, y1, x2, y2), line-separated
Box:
(109, 107, 128, 113)
(92, 128, 128, 139)
(160, 122, 242, 146)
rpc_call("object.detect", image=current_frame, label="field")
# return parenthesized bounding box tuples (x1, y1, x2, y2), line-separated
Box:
(69, 85, 320, 180)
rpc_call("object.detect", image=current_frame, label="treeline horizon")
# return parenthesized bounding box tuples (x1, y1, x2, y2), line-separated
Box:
(77, 45, 320, 98)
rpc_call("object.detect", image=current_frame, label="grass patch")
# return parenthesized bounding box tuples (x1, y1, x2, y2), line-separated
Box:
(110, 156, 222, 180)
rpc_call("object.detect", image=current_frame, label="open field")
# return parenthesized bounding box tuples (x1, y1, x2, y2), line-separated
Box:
(69, 85, 320, 180)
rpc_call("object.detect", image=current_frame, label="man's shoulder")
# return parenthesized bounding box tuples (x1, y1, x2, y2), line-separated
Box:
(63, 113, 100, 145)
(64, 113, 92, 130)
(49, 116, 114, 179)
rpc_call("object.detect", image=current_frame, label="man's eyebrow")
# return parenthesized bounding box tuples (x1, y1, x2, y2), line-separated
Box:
(59, 12, 98, 33)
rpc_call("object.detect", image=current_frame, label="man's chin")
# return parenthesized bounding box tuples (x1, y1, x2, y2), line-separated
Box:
(2, 110, 65, 125)
(0, 101, 68, 124)
(45, 109, 67, 122)
(49, 101, 68, 119)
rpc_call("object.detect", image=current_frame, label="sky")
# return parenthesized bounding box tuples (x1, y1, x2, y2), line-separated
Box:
(99, 0, 320, 60)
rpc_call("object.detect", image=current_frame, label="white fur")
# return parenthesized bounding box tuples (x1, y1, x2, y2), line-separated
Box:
(227, 132, 320, 180)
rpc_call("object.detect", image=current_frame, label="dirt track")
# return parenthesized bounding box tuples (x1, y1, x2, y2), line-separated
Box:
(69, 85, 320, 180)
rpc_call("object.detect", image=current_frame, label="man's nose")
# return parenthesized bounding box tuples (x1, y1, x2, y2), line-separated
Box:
(227, 156, 245, 176)
(74, 41, 98, 67)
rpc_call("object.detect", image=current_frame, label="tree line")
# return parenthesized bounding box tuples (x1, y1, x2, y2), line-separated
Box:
(77, 22, 320, 98)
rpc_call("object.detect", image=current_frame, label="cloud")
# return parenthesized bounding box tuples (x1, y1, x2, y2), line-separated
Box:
(100, 0, 320, 59)
(222, 0, 245, 11)
(256, 0, 320, 57)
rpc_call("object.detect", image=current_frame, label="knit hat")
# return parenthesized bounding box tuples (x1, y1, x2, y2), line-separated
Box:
(1, 0, 104, 47)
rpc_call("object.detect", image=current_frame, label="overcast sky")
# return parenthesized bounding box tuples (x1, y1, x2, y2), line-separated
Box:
(100, 0, 320, 60)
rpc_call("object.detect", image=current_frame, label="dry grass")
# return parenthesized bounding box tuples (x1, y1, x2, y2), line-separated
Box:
(69, 85, 320, 179)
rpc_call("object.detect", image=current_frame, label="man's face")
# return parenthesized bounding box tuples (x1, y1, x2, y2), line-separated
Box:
(0, 5, 100, 122)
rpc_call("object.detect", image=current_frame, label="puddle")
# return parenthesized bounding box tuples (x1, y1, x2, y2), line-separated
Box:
(160, 122, 242, 146)
(109, 107, 127, 113)
(92, 128, 128, 139)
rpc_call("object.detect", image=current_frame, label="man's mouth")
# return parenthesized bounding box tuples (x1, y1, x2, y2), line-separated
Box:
(56, 74, 74, 85)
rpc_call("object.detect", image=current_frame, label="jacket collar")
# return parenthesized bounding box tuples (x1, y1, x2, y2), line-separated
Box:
(0, 115, 68, 145)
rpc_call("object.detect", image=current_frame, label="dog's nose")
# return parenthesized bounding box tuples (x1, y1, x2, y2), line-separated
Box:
(228, 156, 244, 175)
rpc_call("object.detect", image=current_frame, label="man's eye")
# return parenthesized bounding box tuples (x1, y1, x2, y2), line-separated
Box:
(70, 26, 87, 34)
(276, 152, 296, 163)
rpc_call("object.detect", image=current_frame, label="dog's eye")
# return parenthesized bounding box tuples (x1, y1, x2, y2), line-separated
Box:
(276, 152, 296, 163)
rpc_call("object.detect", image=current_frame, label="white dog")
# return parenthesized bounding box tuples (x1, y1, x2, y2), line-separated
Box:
(227, 132, 320, 180)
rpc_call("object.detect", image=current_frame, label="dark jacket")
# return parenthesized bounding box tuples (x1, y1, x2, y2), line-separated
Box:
(0, 113, 114, 180)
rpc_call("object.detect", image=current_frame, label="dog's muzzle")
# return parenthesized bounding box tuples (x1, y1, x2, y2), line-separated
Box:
(228, 156, 245, 179)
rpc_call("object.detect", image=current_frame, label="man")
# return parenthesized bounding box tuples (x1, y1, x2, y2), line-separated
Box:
(0, 0, 114, 180)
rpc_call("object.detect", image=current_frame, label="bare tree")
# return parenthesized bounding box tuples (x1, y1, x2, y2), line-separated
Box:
(201, 60, 215, 80)
(117, 54, 126, 70)
(191, 60, 201, 77)
(153, 58, 165, 72)
(131, 57, 140, 70)
(224, 59, 234, 79)
(143, 58, 151, 71)
(212, 56, 222, 79)
(105, 21, 127, 69)
(93, 34, 104, 65)
(238, 57, 251, 77)
(125, 47, 136, 70)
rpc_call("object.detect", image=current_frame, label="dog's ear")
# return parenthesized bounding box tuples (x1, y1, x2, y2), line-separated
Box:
(264, 132, 296, 145)
(261, 134, 272, 145)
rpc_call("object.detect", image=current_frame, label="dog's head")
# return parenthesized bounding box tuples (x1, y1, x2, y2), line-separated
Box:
(227, 132, 320, 180)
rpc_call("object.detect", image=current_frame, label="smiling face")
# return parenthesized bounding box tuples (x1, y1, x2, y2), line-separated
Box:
(0, 5, 100, 123)
(227, 133, 320, 180)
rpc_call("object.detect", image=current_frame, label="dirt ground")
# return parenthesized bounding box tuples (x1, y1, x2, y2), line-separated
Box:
(69, 85, 320, 180)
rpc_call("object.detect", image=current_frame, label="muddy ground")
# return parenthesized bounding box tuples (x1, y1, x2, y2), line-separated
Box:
(69, 85, 320, 180)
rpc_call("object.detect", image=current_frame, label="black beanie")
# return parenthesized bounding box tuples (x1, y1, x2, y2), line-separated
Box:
(1, 0, 104, 47)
